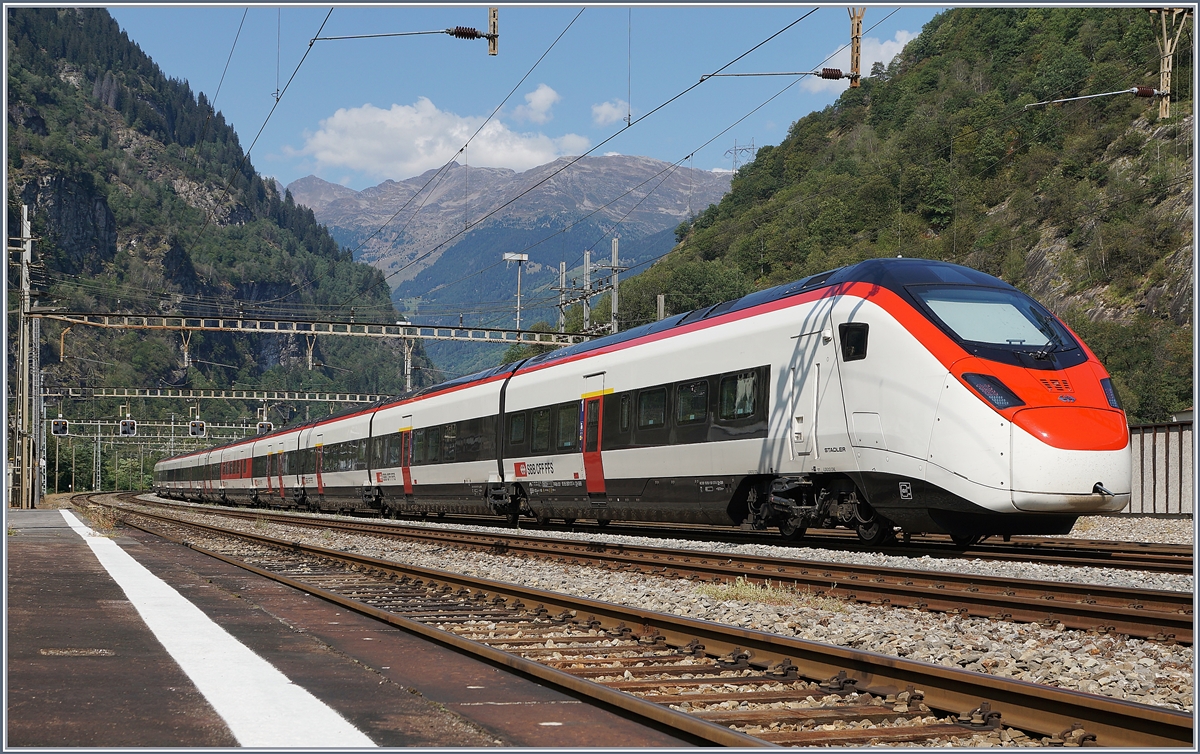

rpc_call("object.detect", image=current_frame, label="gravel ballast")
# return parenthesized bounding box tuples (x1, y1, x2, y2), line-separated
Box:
(134, 501, 1194, 715)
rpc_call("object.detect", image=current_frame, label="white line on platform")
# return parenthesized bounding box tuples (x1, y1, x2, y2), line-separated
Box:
(60, 509, 376, 748)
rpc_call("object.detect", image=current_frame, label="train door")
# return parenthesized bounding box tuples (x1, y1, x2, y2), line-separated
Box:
(400, 415, 414, 500)
(582, 373, 606, 497)
(788, 326, 854, 469)
(276, 447, 286, 501)
(265, 444, 275, 496)
(315, 435, 325, 498)
(834, 314, 888, 453)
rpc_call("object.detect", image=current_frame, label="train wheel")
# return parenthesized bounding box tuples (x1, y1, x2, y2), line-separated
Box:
(562, 518, 576, 526)
(778, 521, 807, 540)
(506, 509, 520, 528)
(596, 519, 611, 528)
(856, 519, 891, 546)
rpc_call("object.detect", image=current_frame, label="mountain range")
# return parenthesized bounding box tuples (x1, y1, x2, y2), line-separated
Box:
(288, 156, 730, 314)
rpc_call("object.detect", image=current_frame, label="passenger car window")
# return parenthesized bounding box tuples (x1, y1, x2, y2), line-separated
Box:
(556, 402, 579, 450)
(638, 388, 666, 429)
(509, 413, 526, 445)
(719, 371, 758, 420)
(530, 409, 551, 453)
(676, 381, 708, 424)
(442, 423, 457, 463)
(619, 395, 631, 432)
(839, 323, 869, 362)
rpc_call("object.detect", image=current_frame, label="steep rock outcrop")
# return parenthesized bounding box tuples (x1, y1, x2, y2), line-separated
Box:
(17, 173, 116, 275)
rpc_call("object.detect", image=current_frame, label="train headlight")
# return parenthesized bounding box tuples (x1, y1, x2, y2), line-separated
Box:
(1100, 378, 1122, 409)
(962, 373, 1026, 410)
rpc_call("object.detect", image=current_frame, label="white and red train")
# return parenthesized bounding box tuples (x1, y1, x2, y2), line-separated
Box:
(154, 258, 1131, 545)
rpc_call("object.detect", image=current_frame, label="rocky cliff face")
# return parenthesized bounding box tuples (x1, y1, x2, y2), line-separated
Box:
(288, 155, 731, 286)
(14, 173, 116, 276)
(1021, 113, 1193, 329)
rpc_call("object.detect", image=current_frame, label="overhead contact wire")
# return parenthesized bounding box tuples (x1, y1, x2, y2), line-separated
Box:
(341, 8, 822, 310)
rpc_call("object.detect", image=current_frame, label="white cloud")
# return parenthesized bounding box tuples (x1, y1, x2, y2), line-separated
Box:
(513, 83, 559, 124)
(801, 29, 916, 93)
(710, 167, 733, 174)
(603, 151, 622, 157)
(591, 99, 629, 127)
(294, 97, 590, 180)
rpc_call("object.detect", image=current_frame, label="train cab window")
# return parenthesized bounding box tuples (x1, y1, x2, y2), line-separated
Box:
(719, 371, 759, 420)
(555, 402, 579, 451)
(638, 388, 666, 429)
(839, 323, 869, 362)
(530, 409, 551, 454)
(508, 413, 526, 445)
(676, 381, 708, 424)
(619, 395, 631, 432)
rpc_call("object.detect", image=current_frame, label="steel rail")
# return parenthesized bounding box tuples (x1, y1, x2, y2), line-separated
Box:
(137, 496, 1194, 573)
(110, 503, 1195, 748)
(126, 499, 1194, 644)
(108, 510, 767, 747)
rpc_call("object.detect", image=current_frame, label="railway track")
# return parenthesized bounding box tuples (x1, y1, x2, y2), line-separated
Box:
(141, 496, 1195, 573)
(84, 497, 1192, 748)
(123, 497, 1194, 645)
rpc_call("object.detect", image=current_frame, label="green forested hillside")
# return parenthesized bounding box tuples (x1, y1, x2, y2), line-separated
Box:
(617, 8, 1193, 423)
(7, 8, 434, 489)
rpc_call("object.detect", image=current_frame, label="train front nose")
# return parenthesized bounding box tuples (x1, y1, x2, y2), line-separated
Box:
(1009, 407, 1131, 512)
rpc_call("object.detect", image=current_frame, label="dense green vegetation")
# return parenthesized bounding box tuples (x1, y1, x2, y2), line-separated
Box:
(614, 8, 1193, 423)
(7, 8, 433, 491)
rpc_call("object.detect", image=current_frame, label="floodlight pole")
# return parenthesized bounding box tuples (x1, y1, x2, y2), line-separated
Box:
(503, 253, 529, 331)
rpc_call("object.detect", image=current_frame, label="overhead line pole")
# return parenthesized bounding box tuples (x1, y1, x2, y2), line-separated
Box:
(1150, 8, 1193, 119)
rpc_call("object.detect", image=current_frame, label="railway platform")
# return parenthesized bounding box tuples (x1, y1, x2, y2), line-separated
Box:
(5, 507, 693, 748)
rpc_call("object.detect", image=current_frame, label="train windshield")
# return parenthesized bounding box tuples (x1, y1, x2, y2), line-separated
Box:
(912, 286, 1077, 352)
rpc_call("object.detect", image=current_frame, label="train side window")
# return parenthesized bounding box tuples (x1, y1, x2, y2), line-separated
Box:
(412, 429, 427, 465)
(530, 409, 551, 453)
(719, 371, 759, 420)
(839, 322, 869, 361)
(555, 402, 579, 451)
(508, 413, 526, 445)
(619, 395, 630, 432)
(427, 426, 442, 464)
(676, 380, 708, 424)
(253, 454, 266, 477)
(638, 388, 666, 429)
(458, 418, 482, 462)
(442, 423, 457, 463)
(388, 435, 402, 467)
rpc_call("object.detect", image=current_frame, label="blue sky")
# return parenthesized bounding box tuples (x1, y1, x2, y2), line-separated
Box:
(109, 5, 943, 192)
